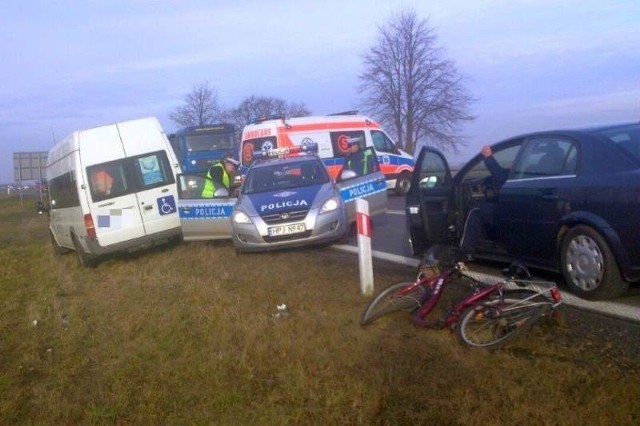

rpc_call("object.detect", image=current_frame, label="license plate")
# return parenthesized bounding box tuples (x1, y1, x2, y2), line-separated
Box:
(268, 223, 306, 237)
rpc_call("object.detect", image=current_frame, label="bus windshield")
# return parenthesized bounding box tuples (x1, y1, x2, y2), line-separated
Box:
(170, 124, 238, 173)
(186, 132, 235, 152)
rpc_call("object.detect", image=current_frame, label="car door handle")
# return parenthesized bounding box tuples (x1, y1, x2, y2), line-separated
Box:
(541, 194, 559, 201)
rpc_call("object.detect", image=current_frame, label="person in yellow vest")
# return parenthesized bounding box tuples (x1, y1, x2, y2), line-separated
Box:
(345, 137, 375, 176)
(201, 155, 240, 198)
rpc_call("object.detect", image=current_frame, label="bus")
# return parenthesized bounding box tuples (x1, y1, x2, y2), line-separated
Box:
(169, 123, 238, 173)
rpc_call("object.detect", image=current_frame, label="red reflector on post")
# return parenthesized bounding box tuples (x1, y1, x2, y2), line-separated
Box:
(356, 212, 371, 238)
(551, 287, 561, 303)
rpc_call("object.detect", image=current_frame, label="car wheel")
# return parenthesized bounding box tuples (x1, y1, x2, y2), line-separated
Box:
(560, 225, 628, 300)
(394, 173, 411, 196)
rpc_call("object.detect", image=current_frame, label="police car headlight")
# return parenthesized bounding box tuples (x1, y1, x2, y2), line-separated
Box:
(233, 211, 252, 224)
(320, 197, 339, 214)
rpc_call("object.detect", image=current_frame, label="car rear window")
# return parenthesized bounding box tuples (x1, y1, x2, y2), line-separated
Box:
(594, 124, 640, 162)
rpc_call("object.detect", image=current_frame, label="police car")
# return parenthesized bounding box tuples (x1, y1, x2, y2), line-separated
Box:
(176, 144, 387, 252)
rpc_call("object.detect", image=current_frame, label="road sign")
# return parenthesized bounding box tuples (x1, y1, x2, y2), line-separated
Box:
(13, 151, 47, 181)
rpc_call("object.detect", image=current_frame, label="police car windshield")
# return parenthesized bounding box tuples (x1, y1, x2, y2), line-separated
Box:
(242, 160, 330, 194)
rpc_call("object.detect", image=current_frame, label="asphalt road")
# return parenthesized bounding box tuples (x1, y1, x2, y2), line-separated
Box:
(340, 193, 640, 322)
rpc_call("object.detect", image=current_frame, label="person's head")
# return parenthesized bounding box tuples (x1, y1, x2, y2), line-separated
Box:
(92, 169, 113, 195)
(222, 156, 240, 173)
(348, 137, 362, 154)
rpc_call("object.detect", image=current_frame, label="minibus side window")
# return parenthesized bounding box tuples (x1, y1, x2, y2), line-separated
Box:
(87, 161, 129, 202)
(371, 130, 399, 154)
(133, 151, 175, 189)
(49, 171, 81, 209)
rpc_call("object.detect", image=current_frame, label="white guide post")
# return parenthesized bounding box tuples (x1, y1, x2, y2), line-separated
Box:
(356, 198, 374, 296)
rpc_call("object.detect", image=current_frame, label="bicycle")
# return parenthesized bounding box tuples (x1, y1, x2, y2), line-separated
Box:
(360, 249, 563, 350)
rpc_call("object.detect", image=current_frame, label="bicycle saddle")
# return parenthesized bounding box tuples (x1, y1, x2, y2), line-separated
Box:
(503, 262, 532, 280)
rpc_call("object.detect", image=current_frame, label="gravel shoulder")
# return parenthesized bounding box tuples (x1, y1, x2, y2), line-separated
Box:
(550, 305, 640, 372)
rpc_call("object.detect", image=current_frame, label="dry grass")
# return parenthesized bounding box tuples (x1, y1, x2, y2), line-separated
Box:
(1, 196, 639, 425)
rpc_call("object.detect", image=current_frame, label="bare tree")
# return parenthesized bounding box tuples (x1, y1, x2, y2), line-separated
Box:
(170, 82, 221, 127)
(222, 95, 311, 132)
(359, 10, 474, 154)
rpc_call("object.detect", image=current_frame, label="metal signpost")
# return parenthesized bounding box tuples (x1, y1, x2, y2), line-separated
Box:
(13, 151, 48, 205)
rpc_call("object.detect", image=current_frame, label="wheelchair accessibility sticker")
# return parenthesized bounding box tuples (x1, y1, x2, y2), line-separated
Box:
(157, 195, 177, 215)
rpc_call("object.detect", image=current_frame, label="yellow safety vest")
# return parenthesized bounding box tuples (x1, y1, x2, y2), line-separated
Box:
(347, 150, 373, 175)
(201, 162, 230, 198)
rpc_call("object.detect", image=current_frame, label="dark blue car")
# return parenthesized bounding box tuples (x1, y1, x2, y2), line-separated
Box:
(406, 122, 640, 300)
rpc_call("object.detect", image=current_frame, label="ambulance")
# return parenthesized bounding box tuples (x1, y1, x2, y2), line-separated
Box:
(39, 117, 183, 267)
(240, 112, 415, 195)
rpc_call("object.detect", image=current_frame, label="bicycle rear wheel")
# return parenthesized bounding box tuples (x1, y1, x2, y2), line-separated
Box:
(360, 282, 429, 326)
(456, 290, 549, 350)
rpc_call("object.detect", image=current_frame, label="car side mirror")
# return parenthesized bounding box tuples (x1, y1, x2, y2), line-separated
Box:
(419, 175, 439, 188)
(340, 169, 357, 181)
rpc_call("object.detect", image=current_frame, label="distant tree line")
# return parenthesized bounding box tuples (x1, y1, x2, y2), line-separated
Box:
(169, 82, 310, 136)
(169, 9, 473, 154)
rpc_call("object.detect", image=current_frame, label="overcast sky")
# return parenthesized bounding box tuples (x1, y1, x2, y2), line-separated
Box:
(2, 0, 639, 183)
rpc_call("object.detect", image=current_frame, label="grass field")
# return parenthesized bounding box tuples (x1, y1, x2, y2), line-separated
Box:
(1, 196, 639, 424)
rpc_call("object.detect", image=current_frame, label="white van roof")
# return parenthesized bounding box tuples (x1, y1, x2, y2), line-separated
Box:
(48, 117, 164, 167)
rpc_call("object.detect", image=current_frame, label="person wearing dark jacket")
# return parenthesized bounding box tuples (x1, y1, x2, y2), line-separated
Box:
(345, 138, 375, 176)
(458, 145, 509, 260)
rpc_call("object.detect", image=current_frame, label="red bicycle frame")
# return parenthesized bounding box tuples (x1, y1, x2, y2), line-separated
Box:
(409, 267, 502, 328)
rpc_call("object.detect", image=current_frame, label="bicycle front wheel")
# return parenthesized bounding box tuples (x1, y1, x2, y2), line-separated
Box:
(456, 290, 549, 350)
(360, 281, 429, 326)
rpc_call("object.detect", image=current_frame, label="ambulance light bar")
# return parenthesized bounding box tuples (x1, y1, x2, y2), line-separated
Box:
(253, 143, 318, 160)
(248, 114, 285, 125)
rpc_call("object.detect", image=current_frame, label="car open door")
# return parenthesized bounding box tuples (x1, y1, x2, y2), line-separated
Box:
(334, 147, 388, 222)
(405, 147, 455, 255)
(176, 173, 236, 241)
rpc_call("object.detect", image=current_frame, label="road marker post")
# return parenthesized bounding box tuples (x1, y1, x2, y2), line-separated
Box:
(356, 198, 374, 296)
